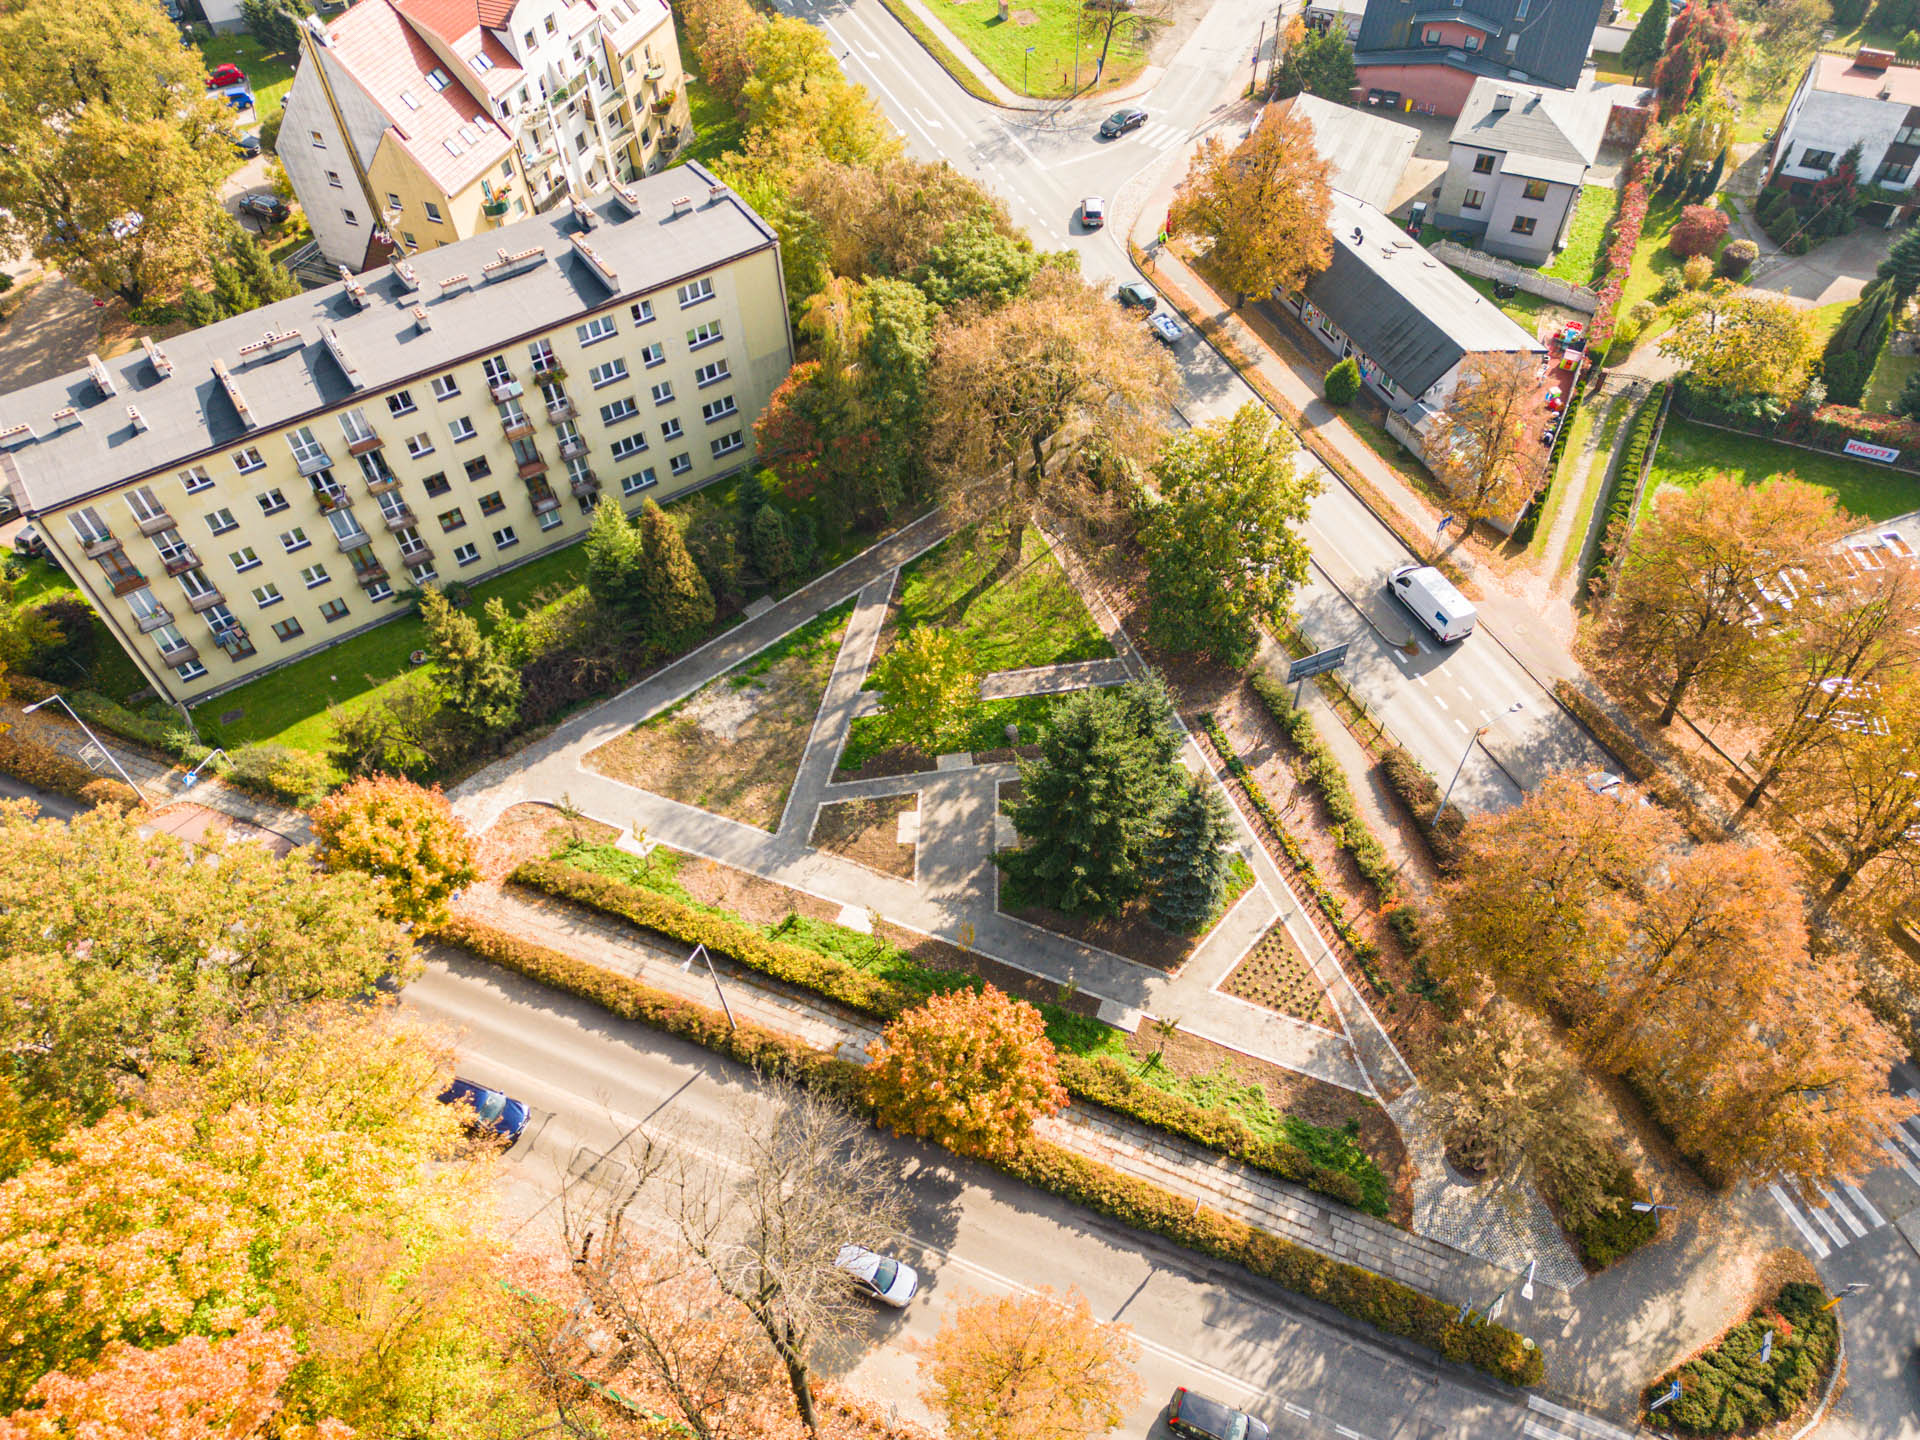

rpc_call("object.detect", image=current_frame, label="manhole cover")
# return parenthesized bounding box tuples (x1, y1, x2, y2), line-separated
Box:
(219, 708, 245, 725)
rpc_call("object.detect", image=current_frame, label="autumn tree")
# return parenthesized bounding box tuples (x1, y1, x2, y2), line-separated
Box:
(730, 18, 902, 181)
(1142, 402, 1320, 665)
(1652, 0, 1740, 116)
(638, 499, 717, 649)
(919, 1288, 1142, 1440)
(421, 584, 522, 737)
(1732, 0, 1823, 101)
(873, 628, 981, 756)
(1167, 104, 1332, 306)
(925, 266, 1177, 543)
(866, 987, 1069, 1158)
(1141, 777, 1237, 935)
(1599, 475, 1853, 724)
(792, 156, 1016, 286)
(677, 0, 761, 106)
(310, 775, 479, 928)
(915, 212, 1043, 310)
(1272, 22, 1357, 101)
(1660, 288, 1813, 398)
(1424, 354, 1552, 526)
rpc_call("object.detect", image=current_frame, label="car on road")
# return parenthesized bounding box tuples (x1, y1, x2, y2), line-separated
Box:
(205, 63, 247, 88)
(1079, 196, 1105, 228)
(1166, 1387, 1269, 1440)
(232, 132, 262, 159)
(1148, 311, 1182, 345)
(238, 194, 290, 224)
(439, 1077, 530, 1140)
(1387, 563, 1477, 644)
(1099, 107, 1148, 138)
(835, 1244, 919, 1307)
(1117, 280, 1157, 310)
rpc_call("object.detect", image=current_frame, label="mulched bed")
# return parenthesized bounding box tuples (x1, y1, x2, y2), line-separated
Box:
(809, 794, 918, 880)
(475, 801, 620, 881)
(1220, 921, 1338, 1028)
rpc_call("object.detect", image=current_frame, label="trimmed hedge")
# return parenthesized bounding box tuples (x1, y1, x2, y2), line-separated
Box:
(1378, 746, 1465, 872)
(511, 857, 1386, 1212)
(1248, 674, 1396, 900)
(0, 728, 137, 803)
(1196, 713, 1389, 994)
(1585, 383, 1666, 593)
(436, 915, 1541, 1388)
(1643, 1282, 1837, 1434)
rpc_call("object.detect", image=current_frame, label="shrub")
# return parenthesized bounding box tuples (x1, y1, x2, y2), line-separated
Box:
(1248, 673, 1396, 899)
(77, 777, 141, 811)
(226, 743, 340, 808)
(1643, 1282, 1838, 1433)
(1589, 160, 1651, 356)
(1378, 746, 1465, 871)
(1680, 254, 1713, 290)
(24, 596, 98, 682)
(1717, 238, 1758, 278)
(1586, 383, 1666, 591)
(0, 729, 126, 800)
(1324, 357, 1362, 406)
(1667, 204, 1730, 259)
(311, 775, 479, 926)
(1558, 1159, 1659, 1268)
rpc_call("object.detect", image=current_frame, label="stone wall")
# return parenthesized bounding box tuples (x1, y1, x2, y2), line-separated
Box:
(1429, 239, 1601, 312)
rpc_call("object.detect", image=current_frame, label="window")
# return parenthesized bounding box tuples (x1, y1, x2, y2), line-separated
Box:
(386, 192, 403, 211)
(539, 508, 564, 531)
(668, 453, 692, 476)
(639, 342, 665, 368)
(257, 488, 288, 515)
(544, 13, 557, 31)
(501, 159, 512, 177)
(281, 527, 311, 553)
(343, 209, 359, 227)
(709, 430, 744, 458)
(478, 491, 506, 516)
(1800, 148, 1836, 172)
(1879, 160, 1914, 185)
(425, 201, 444, 224)
(403, 230, 418, 247)
(287, 426, 329, 469)
(319, 597, 350, 623)
(407, 561, 438, 586)
(310, 130, 325, 147)
(1472, 153, 1495, 175)
(1521, 178, 1550, 202)
(630, 299, 654, 324)
(610, 433, 648, 461)
(660, 417, 683, 441)
(472, 51, 495, 72)
(1424, 26, 1442, 42)
(577, 314, 618, 345)
(601, 397, 639, 425)
(126, 487, 167, 525)
(367, 581, 394, 602)
(401, 89, 421, 110)
(454, 541, 481, 565)
(230, 547, 261, 572)
(694, 358, 729, 387)
(651, 381, 675, 406)
(271, 617, 304, 642)
(423, 471, 452, 497)
(395, 526, 430, 560)
(326, 169, 344, 188)
(575, 131, 590, 154)
(439, 507, 467, 532)
(701, 395, 737, 424)
(589, 359, 629, 388)
(449, 416, 478, 442)
(686, 320, 721, 349)
(1514, 0, 1529, 14)
(523, 27, 535, 46)
(621, 468, 657, 495)
(180, 465, 214, 494)
(676, 276, 714, 307)
(492, 525, 519, 550)
(406, 433, 436, 458)
(388, 389, 418, 416)
(1511, 215, 1537, 235)
(529, 339, 558, 373)
(464, 457, 493, 481)
(431, 374, 460, 400)
(251, 582, 283, 608)
(300, 563, 330, 588)
(426, 66, 451, 91)
(206, 508, 238, 535)
(1463, 188, 1486, 209)
(1462, 31, 1479, 49)
(234, 447, 266, 473)
(176, 658, 208, 681)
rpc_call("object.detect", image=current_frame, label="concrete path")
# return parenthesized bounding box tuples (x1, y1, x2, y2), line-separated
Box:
(0, 272, 99, 391)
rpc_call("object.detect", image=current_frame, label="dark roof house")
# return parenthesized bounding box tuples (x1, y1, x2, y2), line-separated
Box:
(1353, 0, 1607, 118)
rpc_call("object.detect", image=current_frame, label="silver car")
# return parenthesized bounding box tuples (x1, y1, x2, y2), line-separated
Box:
(835, 1244, 919, 1306)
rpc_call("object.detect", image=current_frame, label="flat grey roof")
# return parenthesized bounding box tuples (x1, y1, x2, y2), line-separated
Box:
(0, 160, 777, 514)
(1281, 93, 1420, 214)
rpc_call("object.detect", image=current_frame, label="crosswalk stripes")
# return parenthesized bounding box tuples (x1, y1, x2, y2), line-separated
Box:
(1768, 1182, 1832, 1259)
(1763, 1087, 1920, 1256)
(1524, 1396, 1639, 1440)
(1132, 121, 1184, 151)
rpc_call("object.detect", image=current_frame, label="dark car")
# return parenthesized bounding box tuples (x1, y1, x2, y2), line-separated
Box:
(239, 194, 290, 224)
(206, 63, 247, 88)
(439, 1077, 531, 1140)
(233, 132, 262, 159)
(1167, 1388, 1269, 1440)
(1117, 280, 1157, 310)
(1099, 107, 1147, 138)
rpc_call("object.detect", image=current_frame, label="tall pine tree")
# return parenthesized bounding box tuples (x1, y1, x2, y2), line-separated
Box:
(637, 499, 715, 648)
(1143, 777, 1235, 934)
(584, 495, 647, 622)
(1619, 0, 1668, 77)
(419, 585, 520, 736)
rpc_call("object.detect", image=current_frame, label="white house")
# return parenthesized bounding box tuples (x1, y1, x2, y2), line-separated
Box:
(1769, 48, 1920, 225)
(1435, 78, 1610, 264)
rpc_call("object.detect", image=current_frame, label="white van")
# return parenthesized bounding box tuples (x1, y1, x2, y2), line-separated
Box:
(1387, 564, 1477, 644)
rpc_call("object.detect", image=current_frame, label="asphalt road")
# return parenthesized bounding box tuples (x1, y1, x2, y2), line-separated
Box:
(407, 952, 1635, 1440)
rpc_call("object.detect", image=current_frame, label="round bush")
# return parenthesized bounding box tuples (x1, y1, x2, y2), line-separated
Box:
(1681, 254, 1714, 289)
(1668, 204, 1730, 259)
(1324, 356, 1362, 406)
(1718, 237, 1758, 278)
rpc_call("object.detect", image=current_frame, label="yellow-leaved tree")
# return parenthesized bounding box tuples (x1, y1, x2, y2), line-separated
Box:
(311, 775, 479, 928)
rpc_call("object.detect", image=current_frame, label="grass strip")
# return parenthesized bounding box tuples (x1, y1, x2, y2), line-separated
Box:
(870, 0, 1000, 105)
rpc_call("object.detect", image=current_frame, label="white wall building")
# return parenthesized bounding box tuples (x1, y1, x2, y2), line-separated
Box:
(1770, 49, 1920, 225)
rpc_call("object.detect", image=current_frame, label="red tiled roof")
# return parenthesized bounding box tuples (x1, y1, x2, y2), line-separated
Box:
(1813, 51, 1920, 105)
(393, 0, 481, 46)
(477, 0, 515, 26)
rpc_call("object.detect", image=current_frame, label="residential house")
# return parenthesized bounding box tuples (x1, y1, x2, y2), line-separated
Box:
(0, 166, 793, 707)
(283, 0, 689, 270)
(1435, 77, 1610, 262)
(1768, 49, 1920, 225)
(1274, 92, 1420, 213)
(1351, 0, 1606, 118)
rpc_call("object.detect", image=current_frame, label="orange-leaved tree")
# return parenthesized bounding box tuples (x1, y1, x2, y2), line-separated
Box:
(1167, 102, 1331, 307)
(919, 1287, 1141, 1440)
(865, 986, 1068, 1158)
(311, 775, 479, 928)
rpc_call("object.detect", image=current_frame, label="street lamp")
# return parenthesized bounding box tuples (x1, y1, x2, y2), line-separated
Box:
(1520, 1258, 1536, 1302)
(1025, 44, 1035, 97)
(681, 942, 736, 1030)
(19, 694, 146, 804)
(1631, 1201, 1678, 1215)
(1438, 724, 1490, 817)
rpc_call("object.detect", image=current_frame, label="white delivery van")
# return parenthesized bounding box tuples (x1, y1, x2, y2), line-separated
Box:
(1387, 564, 1477, 643)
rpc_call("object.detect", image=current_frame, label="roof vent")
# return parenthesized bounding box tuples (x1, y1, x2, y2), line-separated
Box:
(238, 328, 304, 360)
(1858, 46, 1895, 71)
(322, 325, 361, 388)
(212, 359, 256, 429)
(141, 336, 174, 378)
(49, 407, 78, 432)
(0, 422, 34, 449)
(1882, 84, 1894, 99)
(412, 305, 432, 333)
(608, 178, 643, 215)
(707, 183, 727, 203)
(341, 268, 371, 309)
(127, 404, 148, 434)
(1491, 89, 1513, 112)
(391, 255, 420, 292)
(86, 353, 117, 399)
(438, 271, 471, 296)
(670, 194, 693, 216)
(570, 197, 599, 231)
(482, 244, 548, 282)
(569, 232, 619, 290)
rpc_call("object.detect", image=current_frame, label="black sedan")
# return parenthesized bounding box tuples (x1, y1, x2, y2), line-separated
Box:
(238, 194, 289, 225)
(1167, 1388, 1269, 1440)
(1099, 107, 1148, 138)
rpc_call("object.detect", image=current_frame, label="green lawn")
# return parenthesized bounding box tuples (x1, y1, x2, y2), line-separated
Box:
(1458, 271, 1563, 332)
(674, 57, 745, 171)
(1542, 184, 1620, 287)
(840, 690, 1070, 771)
(191, 545, 587, 753)
(1556, 395, 1632, 582)
(194, 32, 297, 117)
(1525, 395, 1604, 560)
(1648, 416, 1920, 523)
(4, 557, 148, 702)
(937, 0, 1151, 100)
(1864, 351, 1920, 416)
(884, 524, 1112, 674)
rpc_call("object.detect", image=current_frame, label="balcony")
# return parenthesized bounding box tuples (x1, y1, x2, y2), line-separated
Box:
(530, 489, 561, 514)
(80, 532, 118, 559)
(362, 471, 401, 496)
(109, 571, 148, 597)
(132, 509, 175, 537)
(489, 377, 523, 402)
(185, 587, 225, 613)
(293, 449, 335, 478)
(212, 623, 251, 655)
(644, 61, 666, 82)
(558, 435, 590, 461)
(353, 559, 389, 586)
(502, 413, 536, 440)
(332, 523, 373, 553)
(156, 636, 198, 665)
(315, 488, 354, 514)
(381, 503, 418, 532)
(346, 430, 384, 456)
(134, 604, 174, 633)
(569, 468, 601, 497)
(483, 197, 510, 218)
(546, 396, 577, 422)
(650, 92, 676, 118)
(397, 539, 434, 564)
(517, 453, 548, 479)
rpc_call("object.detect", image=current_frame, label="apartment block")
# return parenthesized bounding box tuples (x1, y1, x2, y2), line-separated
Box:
(0, 166, 792, 708)
(283, 0, 690, 270)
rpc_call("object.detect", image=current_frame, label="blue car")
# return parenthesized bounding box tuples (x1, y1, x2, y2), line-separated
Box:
(439, 1077, 531, 1140)
(223, 87, 256, 113)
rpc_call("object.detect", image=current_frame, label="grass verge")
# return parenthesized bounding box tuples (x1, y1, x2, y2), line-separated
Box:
(1542, 184, 1620, 287)
(839, 691, 1068, 773)
(871, 0, 1000, 104)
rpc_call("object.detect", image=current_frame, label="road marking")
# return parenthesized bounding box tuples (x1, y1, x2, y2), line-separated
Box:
(818, 18, 940, 151)
(1524, 1422, 1574, 1440)
(994, 119, 1051, 172)
(1895, 1124, 1920, 1164)
(1766, 1183, 1832, 1258)
(1334, 1427, 1373, 1440)
(1526, 1396, 1642, 1440)
(1818, 1184, 1868, 1236)
(1413, 673, 1429, 688)
(1842, 1181, 1886, 1228)
(912, 107, 944, 131)
(1282, 1403, 1311, 1420)
(1806, 1198, 1849, 1246)
(1453, 718, 1470, 735)
(1432, 695, 1448, 710)
(1881, 1138, 1920, 1185)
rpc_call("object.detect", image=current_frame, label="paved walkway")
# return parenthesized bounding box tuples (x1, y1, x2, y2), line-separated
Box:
(0, 271, 98, 391)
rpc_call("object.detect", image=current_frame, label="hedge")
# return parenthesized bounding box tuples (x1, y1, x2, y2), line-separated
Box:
(0, 728, 139, 804)
(1195, 713, 1389, 994)
(1559, 1160, 1659, 1270)
(1590, 155, 1652, 358)
(436, 915, 1541, 1387)
(1248, 674, 1397, 900)
(7, 675, 209, 766)
(1643, 1282, 1837, 1434)
(510, 857, 1385, 1213)
(1377, 746, 1465, 872)
(1585, 383, 1666, 593)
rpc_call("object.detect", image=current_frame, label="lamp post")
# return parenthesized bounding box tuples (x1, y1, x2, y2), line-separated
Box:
(681, 942, 736, 1030)
(1438, 724, 1490, 817)
(1025, 44, 1035, 97)
(1821, 1282, 1868, 1312)
(20, 694, 146, 805)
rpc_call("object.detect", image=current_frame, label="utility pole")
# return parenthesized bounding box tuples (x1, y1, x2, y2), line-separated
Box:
(1251, 21, 1265, 97)
(1268, 0, 1287, 95)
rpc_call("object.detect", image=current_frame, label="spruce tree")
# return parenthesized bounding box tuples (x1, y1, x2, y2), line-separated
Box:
(584, 495, 647, 622)
(637, 499, 715, 648)
(1897, 369, 1920, 421)
(224, 227, 300, 308)
(1619, 0, 1668, 77)
(1879, 224, 1920, 304)
(749, 502, 795, 582)
(1144, 776, 1235, 934)
(419, 585, 520, 736)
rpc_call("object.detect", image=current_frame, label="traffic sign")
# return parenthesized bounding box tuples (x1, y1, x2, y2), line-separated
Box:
(1286, 644, 1350, 683)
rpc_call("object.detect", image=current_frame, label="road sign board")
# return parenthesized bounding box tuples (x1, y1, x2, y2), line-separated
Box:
(1286, 644, 1350, 683)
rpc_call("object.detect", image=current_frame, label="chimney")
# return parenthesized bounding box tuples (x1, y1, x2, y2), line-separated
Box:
(1491, 89, 1513, 113)
(126, 404, 148, 434)
(412, 305, 432, 334)
(670, 194, 693, 216)
(85, 353, 116, 399)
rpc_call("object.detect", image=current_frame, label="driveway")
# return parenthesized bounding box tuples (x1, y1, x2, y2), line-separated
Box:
(1747, 222, 1894, 308)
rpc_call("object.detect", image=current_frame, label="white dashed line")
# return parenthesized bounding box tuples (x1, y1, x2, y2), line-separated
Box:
(1433, 695, 1448, 710)
(1282, 1403, 1311, 1420)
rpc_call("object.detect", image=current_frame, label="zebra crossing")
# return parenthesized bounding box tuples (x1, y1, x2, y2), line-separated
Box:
(1766, 1089, 1920, 1258)
(1122, 120, 1186, 152)
(1522, 1395, 1639, 1440)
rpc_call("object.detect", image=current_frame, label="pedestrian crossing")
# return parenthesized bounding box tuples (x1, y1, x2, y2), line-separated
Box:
(1523, 1395, 1639, 1440)
(1126, 121, 1186, 151)
(1766, 1090, 1920, 1258)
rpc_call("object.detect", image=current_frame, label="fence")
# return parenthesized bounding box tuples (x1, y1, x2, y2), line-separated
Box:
(1428, 241, 1601, 312)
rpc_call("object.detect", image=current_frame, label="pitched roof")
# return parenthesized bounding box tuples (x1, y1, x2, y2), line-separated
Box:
(1449, 78, 1609, 185)
(323, 0, 515, 197)
(1276, 93, 1419, 212)
(1354, 0, 1605, 92)
(1301, 191, 1543, 396)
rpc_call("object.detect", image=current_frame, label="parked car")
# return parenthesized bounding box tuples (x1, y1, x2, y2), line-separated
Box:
(1099, 107, 1147, 138)
(1166, 1388, 1269, 1440)
(1117, 280, 1157, 310)
(223, 87, 256, 113)
(239, 194, 290, 224)
(1148, 311, 1182, 345)
(835, 1244, 919, 1307)
(232, 132, 262, 159)
(12, 527, 47, 559)
(1079, 196, 1105, 229)
(439, 1077, 531, 1140)
(206, 63, 247, 88)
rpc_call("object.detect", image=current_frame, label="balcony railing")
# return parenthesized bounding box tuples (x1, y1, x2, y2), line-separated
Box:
(132, 509, 175, 537)
(160, 546, 200, 577)
(546, 396, 577, 422)
(316, 489, 353, 513)
(212, 623, 250, 654)
(185, 587, 225, 613)
(517, 453, 548, 479)
(109, 571, 147, 597)
(362, 471, 400, 496)
(531, 490, 561, 514)
(134, 605, 174, 633)
(489, 377, 523, 402)
(354, 559, 389, 586)
(80, 532, 117, 559)
(569, 468, 601, 497)
(397, 538, 433, 563)
(156, 636, 198, 665)
(558, 436, 589, 460)
(332, 524, 372, 553)
(502, 413, 536, 440)
(381, 504, 417, 532)
(293, 449, 335, 477)
(345, 430, 384, 456)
